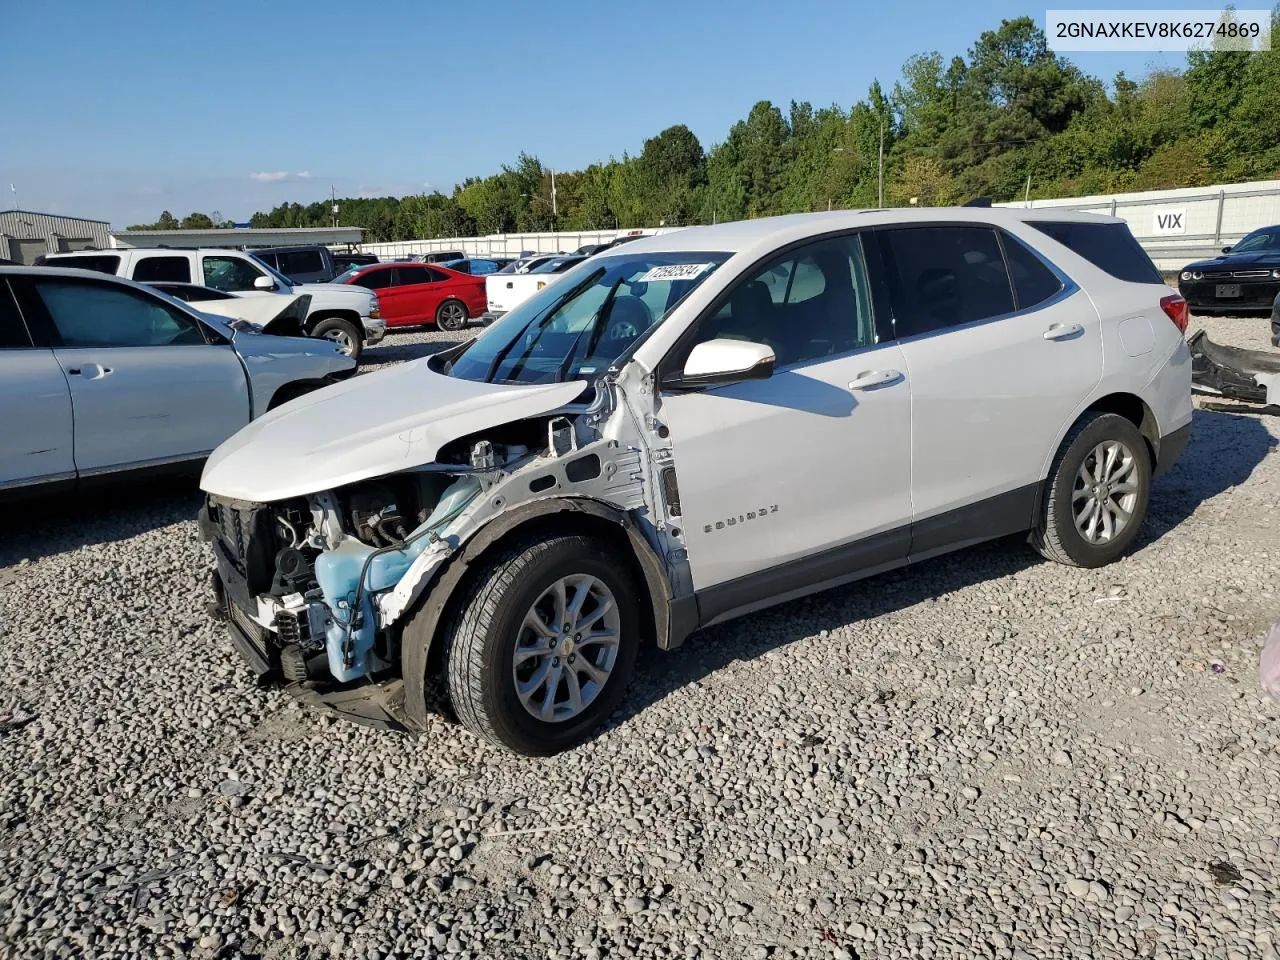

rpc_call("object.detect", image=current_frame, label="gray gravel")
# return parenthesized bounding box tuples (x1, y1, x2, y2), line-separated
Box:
(2, 319, 1280, 959)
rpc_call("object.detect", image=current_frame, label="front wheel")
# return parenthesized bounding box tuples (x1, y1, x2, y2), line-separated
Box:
(311, 317, 363, 361)
(1032, 412, 1151, 568)
(443, 535, 641, 755)
(435, 299, 468, 332)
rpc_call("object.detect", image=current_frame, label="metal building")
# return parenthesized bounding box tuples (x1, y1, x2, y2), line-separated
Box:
(110, 226, 364, 249)
(0, 210, 113, 263)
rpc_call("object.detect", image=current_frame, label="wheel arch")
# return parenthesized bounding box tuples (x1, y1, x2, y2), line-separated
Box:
(1043, 390, 1162, 482)
(398, 496, 677, 729)
(305, 308, 363, 338)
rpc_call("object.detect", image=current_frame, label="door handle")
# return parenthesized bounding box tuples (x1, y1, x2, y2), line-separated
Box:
(1043, 322, 1084, 341)
(67, 363, 113, 380)
(848, 369, 902, 391)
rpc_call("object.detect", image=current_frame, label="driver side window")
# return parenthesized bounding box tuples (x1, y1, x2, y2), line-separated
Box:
(689, 234, 876, 368)
(35, 280, 206, 347)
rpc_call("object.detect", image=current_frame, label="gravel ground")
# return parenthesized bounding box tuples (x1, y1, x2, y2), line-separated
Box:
(2, 318, 1279, 960)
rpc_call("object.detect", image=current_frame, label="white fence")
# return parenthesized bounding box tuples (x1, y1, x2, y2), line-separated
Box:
(996, 179, 1280, 271)
(356, 180, 1280, 272)
(360, 227, 684, 260)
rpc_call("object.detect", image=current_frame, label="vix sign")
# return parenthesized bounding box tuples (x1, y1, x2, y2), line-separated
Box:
(1151, 208, 1187, 236)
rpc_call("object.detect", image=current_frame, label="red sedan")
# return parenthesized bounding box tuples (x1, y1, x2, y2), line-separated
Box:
(333, 262, 485, 331)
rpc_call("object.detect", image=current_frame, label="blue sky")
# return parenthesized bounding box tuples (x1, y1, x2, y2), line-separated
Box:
(1, 0, 1192, 227)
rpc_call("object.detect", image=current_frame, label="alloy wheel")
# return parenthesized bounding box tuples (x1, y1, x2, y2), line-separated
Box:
(511, 574, 621, 723)
(1072, 440, 1140, 544)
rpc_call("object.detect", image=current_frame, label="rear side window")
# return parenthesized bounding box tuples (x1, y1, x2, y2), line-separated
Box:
(1029, 221, 1162, 284)
(133, 256, 192, 283)
(1002, 234, 1064, 309)
(0, 282, 32, 347)
(878, 226, 1015, 338)
(394, 266, 434, 286)
(49, 254, 120, 274)
(278, 250, 325, 276)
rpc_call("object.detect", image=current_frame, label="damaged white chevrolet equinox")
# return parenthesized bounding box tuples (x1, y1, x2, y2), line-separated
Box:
(200, 208, 1192, 755)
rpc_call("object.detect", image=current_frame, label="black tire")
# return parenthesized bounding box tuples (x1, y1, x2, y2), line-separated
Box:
(311, 317, 363, 361)
(435, 299, 468, 332)
(1031, 412, 1151, 568)
(443, 535, 641, 755)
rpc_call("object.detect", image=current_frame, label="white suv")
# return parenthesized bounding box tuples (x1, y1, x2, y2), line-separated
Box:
(41, 247, 386, 360)
(198, 208, 1192, 755)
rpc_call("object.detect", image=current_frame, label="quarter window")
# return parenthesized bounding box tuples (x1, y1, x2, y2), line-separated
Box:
(878, 226, 1015, 337)
(690, 234, 876, 368)
(35, 281, 206, 347)
(133, 255, 192, 283)
(1029, 221, 1163, 284)
(1002, 234, 1064, 309)
(202, 256, 266, 292)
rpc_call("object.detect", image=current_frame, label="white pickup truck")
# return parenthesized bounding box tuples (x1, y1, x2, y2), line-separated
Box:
(42, 248, 386, 360)
(481, 255, 586, 325)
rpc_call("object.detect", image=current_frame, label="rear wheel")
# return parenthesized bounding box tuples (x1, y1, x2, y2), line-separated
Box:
(311, 317, 363, 361)
(436, 299, 468, 332)
(443, 535, 641, 755)
(1032, 412, 1151, 567)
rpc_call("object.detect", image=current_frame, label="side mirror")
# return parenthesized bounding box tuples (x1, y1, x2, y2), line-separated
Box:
(254, 275, 277, 291)
(665, 338, 775, 391)
(1222, 246, 1233, 254)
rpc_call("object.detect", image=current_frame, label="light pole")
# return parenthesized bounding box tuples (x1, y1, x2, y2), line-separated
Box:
(828, 147, 846, 212)
(877, 118, 885, 208)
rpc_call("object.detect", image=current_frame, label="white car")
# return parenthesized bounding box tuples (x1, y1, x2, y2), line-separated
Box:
(199, 208, 1192, 755)
(0, 266, 355, 495)
(481, 255, 588, 324)
(41, 248, 386, 361)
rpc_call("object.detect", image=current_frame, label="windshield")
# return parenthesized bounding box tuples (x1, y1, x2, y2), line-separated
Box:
(447, 251, 730, 385)
(333, 267, 363, 284)
(248, 254, 296, 288)
(1233, 227, 1280, 253)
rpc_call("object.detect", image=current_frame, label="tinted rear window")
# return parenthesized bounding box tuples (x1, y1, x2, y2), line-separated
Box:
(133, 256, 192, 283)
(1030, 221, 1162, 284)
(50, 254, 120, 274)
(278, 250, 325, 276)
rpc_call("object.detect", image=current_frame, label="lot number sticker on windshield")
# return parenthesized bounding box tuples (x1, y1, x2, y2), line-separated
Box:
(636, 263, 713, 283)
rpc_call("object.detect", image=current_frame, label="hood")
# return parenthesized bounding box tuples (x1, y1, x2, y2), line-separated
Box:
(297, 281, 369, 297)
(196, 293, 311, 337)
(201, 360, 587, 502)
(1183, 251, 1280, 271)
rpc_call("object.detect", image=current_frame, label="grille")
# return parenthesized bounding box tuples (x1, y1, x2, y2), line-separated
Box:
(1203, 269, 1273, 280)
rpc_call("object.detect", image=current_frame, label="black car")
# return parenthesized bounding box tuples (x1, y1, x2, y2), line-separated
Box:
(1178, 225, 1280, 314)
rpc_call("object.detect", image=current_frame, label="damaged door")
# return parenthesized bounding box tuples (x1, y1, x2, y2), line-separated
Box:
(657, 233, 912, 606)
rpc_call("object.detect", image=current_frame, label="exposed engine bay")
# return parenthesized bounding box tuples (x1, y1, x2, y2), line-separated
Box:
(199, 396, 686, 725)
